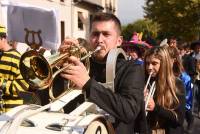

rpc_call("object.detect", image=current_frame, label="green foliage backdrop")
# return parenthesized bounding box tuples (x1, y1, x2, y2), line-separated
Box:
(144, 0, 200, 41)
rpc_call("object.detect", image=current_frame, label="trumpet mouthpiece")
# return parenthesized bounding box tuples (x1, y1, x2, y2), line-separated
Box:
(94, 46, 101, 52)
(80, 46, 101, 61)
(149, 72, 153, 76)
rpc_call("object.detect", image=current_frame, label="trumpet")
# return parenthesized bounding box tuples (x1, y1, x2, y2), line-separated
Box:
(19, 45, 101, 91)
(144, 72, 156, 115)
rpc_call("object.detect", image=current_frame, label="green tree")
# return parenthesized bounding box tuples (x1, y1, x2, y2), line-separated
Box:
(122, 19, 159, 41)
(144, 0, 200, 41)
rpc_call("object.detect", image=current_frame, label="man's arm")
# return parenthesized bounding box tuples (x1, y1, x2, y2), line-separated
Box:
(83, 63, 145, 123)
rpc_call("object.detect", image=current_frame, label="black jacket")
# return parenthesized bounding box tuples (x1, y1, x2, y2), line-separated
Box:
(83, 58, 147, 134)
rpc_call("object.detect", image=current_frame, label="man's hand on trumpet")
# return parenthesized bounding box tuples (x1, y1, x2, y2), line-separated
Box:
(59, 37, 79, 53)
(60, 56, 90, 89)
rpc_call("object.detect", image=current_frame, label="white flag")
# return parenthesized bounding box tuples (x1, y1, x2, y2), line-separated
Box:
(3, 2, 59, 50)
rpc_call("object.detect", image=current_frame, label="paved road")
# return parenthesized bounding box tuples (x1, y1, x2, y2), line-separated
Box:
(184, 106, 200, 134)
(186, 113, 200, 134)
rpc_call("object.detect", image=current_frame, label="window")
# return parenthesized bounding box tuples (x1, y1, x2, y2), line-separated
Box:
(61, 21, 65, 42)
(78, 12, 84, 31)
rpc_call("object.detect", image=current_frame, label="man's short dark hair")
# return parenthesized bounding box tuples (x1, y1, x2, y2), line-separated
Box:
(90, 12, 122, 35)
(0, 33, 7, 39)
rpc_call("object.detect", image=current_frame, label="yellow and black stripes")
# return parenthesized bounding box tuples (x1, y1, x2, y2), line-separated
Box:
(0, 25, 6, 33)
(0, 49, 29, 112)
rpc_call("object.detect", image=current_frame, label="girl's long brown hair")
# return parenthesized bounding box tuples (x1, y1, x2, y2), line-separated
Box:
(144, 46, 179, 109)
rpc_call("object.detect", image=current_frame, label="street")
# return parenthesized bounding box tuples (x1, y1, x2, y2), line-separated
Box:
(191, 115, 200, 134)
(184, 107, 200, 134)
(184, 114, 200, 134)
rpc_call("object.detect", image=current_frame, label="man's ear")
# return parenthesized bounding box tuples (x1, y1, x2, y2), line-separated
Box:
(117, 36, 123, 47)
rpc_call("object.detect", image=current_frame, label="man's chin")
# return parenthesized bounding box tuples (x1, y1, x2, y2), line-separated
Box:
(93, 53, 107, 62)
(94, 55, 104, 61)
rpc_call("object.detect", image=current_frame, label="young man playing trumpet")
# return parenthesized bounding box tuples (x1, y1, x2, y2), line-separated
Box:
(59, 13, 147, 134)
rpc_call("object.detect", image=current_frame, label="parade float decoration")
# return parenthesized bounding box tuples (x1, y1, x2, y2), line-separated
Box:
(122, 32, 152, 51)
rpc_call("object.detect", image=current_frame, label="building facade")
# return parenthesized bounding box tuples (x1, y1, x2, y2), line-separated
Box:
(0, 0, 118, 48)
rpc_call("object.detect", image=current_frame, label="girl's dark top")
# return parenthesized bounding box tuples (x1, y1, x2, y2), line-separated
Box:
(146, 78, 186, 134)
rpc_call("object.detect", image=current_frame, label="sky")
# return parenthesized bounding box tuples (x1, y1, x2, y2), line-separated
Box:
(118, 0, 145, 25)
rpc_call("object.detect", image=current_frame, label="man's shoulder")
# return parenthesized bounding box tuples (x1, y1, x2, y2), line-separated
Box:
(6, 49, 21, 56)
(3, 49, 21, 60)
(117, 58, 144, 71)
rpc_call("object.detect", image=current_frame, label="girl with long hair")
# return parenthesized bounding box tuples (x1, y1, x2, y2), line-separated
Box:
(144, 46, 185, 134)
(167, 46, 194, 133)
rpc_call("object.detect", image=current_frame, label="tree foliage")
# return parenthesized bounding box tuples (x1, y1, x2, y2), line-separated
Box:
(144, 0, 200, 41)
(122, 19, 160, 41)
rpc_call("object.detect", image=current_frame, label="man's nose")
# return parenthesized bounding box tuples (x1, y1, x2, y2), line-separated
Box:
(97, 33, 104, 43)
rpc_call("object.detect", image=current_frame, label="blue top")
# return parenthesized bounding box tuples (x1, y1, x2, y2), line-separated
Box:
(128, 57, 144, 65)
(180, 72, 193, 110)
(134, 59, 144, 65)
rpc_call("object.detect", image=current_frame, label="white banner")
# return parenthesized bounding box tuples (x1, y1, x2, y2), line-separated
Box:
(2, 1, 59, 50)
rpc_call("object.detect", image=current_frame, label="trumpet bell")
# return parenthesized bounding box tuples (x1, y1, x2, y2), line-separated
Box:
(20, 50, 53, 89)
(19, 45, 91, 92)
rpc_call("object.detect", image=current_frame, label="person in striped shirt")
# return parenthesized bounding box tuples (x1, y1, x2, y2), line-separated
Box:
(0, 25, 29, 113)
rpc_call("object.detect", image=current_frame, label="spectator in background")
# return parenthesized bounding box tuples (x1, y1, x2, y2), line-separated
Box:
(0, 25, 30, 113)
(194, 59, 200, 118)
(127, 45, 144, 65)
(177, 43, 190, 59)
(182, 42, 198, 81)
(167, 46, 194, 134)
(190, 41, 200, 60)
(169, 38, 177, 47)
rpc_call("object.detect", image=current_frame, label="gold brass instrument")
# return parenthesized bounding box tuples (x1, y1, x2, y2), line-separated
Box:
(20, 44, 100, 88)
(49, 46, 101, 100)
(144, 72, 156, 115)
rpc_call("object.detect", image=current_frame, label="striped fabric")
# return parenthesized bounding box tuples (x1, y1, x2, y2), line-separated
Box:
(0, 25, 6, 33)
(0, 49, 29, 112)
